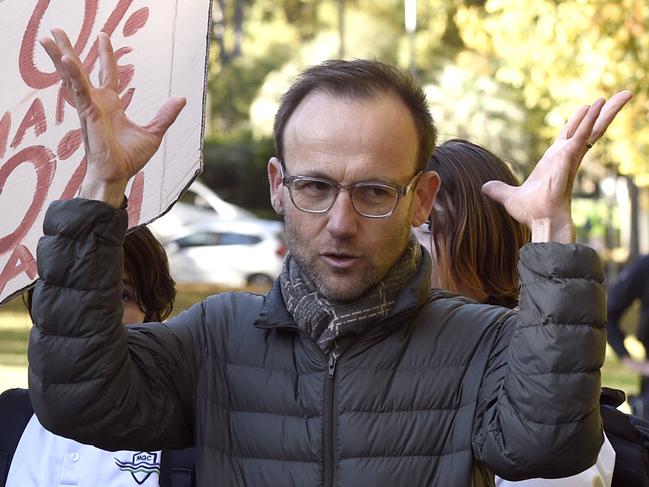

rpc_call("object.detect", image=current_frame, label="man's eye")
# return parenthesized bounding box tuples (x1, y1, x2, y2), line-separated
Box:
(121, 287, 135, 303)
(295, 180, 334, 195)
(360, 185, 393, 200)
(307, 181, 331, 191)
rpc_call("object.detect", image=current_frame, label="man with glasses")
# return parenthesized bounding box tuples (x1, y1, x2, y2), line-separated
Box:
(29, 29, 631, 486)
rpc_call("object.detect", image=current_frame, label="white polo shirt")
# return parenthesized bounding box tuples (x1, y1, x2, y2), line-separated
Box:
(495, 434, 615, 487)
(7, 414, 161, 486)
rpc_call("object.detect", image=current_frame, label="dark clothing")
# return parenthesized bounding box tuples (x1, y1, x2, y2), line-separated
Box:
(0, 388, 195, 487)
(0, 389, 33, 485)
(607, 255, 649, 359)
(29, 199, 607, 486)
(600, 387, 649, 487)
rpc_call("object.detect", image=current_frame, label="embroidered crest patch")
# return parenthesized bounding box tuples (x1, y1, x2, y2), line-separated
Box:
(115, 451, 160, 485)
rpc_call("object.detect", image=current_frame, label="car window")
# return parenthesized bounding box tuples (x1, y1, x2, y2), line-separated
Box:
(176, 231, 219, 248)
(219, 233, 262, 245)
(175, 231, 261, 248)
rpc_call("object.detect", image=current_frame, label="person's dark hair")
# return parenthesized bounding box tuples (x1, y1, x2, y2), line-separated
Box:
(24, 225, 175, 322)
(123, 225, 176, 322)
(427, 139, 531, 308)
(274, 59, 436, 172)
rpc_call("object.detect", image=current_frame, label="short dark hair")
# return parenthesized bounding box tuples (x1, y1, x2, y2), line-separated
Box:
(274, 59, 436, 172)
(24, 225, 176, 322)
(427, 139, 531, 308)
(123, 225, 176, 322)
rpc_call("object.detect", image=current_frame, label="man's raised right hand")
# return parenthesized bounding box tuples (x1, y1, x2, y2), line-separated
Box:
(40, 29, 186, 207)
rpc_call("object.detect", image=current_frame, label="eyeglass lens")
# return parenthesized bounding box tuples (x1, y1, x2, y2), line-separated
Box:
(289, 179, 398, 216)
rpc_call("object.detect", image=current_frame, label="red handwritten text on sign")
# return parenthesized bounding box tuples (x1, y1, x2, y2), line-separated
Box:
(0, 0, 151, 297)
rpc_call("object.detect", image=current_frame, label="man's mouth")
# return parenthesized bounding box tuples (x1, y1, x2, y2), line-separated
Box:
(321, 252, 361, 270)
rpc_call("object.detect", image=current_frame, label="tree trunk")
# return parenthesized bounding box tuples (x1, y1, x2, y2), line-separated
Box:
(233, 0, 244, 58)
(214, 0, 230, 66)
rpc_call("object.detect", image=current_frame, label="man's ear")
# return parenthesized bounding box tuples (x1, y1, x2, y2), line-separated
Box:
(411, 171, 440, 227)
(268, 157, 285, 216)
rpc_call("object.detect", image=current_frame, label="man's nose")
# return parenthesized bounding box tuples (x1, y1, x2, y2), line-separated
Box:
(325, 190, 359, 238)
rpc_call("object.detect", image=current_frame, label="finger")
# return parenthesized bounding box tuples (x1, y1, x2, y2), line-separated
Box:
(98, 33, 119, 90)
(39, 36, 64, 69)
(40, 37, 78, 104)
(51, 28, 84, 66)
(558, 105, 589, 140)
(51, 28, 95, 110)
(589, 90, 633, 143)
(39, 37, 68, 82)
(145, 97, 187, 138)
(571, 98, 605, 146)
(60, 55, 93, 113)
(481, 180, 514, 207)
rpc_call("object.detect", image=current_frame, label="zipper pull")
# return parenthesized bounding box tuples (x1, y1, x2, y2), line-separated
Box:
(328, 354, 338, 380)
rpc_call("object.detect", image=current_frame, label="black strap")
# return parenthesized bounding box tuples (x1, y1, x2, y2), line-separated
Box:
(159, 447, 196, 487)
(0, 389, 34, 487)
(601, 386, 627, 408)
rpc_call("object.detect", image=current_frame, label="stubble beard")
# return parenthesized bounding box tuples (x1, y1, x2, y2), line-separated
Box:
(283, 217, 413, 303)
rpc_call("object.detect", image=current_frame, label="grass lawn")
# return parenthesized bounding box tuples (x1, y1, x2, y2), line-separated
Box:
(0, 301, 32, 391)
(0, 286, 642, 413)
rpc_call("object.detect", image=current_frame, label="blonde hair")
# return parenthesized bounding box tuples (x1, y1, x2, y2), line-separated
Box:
(427, 139, 531, 308)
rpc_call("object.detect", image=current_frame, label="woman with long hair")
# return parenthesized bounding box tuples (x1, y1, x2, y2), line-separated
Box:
(415, 138, 615, 487)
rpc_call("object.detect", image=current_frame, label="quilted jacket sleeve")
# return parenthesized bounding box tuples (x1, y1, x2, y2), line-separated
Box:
(28, 199, 204, 451)
(472, 242, 607, 481)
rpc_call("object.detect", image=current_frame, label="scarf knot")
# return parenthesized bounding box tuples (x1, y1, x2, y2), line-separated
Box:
(280, 237, 421, 354)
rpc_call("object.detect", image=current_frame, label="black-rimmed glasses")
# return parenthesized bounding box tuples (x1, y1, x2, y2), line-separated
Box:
(280, 166, 422, 218)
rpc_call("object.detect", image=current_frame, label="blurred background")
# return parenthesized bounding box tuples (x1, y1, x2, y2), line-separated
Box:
(2, 0, 649, 404)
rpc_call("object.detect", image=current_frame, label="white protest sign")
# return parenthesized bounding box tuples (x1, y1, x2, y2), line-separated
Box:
(0, 0, 211, 305)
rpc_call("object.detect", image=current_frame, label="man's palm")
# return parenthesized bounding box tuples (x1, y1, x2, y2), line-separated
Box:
(482, 92, 632, 241)
(41, 29, 185, 203)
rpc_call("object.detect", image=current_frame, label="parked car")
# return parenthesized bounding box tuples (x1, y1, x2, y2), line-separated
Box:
(150, 179, 257, 240)
(163, 219, 286, 288)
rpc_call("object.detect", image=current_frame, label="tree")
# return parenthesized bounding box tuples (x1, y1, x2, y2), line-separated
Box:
(454, 0, 649, 177)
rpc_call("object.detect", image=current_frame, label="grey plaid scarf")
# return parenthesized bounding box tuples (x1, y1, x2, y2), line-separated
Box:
(280, 236, 421, 354)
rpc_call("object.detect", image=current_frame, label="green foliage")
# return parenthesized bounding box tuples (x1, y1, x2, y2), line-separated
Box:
(202, 132, 277, 218)
(209, 42, 293, 133)
(454, 0, 649, 177)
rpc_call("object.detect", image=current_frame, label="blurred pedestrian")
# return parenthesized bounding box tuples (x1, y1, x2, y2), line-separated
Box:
(0, 226, 194, 487)
(607, 255, 649, 418)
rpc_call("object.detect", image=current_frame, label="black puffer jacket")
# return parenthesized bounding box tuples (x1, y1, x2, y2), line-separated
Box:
(29, 199, 607, 486)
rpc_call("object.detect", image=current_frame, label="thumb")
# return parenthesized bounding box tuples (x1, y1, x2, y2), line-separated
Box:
(146, 96, 187, 138)
(481, 180, 515, 206)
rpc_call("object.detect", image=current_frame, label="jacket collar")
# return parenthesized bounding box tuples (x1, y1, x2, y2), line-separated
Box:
(253, 245, 433, 333)
(253, 278, 298, 331)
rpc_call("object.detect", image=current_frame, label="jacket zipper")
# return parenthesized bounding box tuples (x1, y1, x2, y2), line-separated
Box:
(323, 353, 338, 487)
